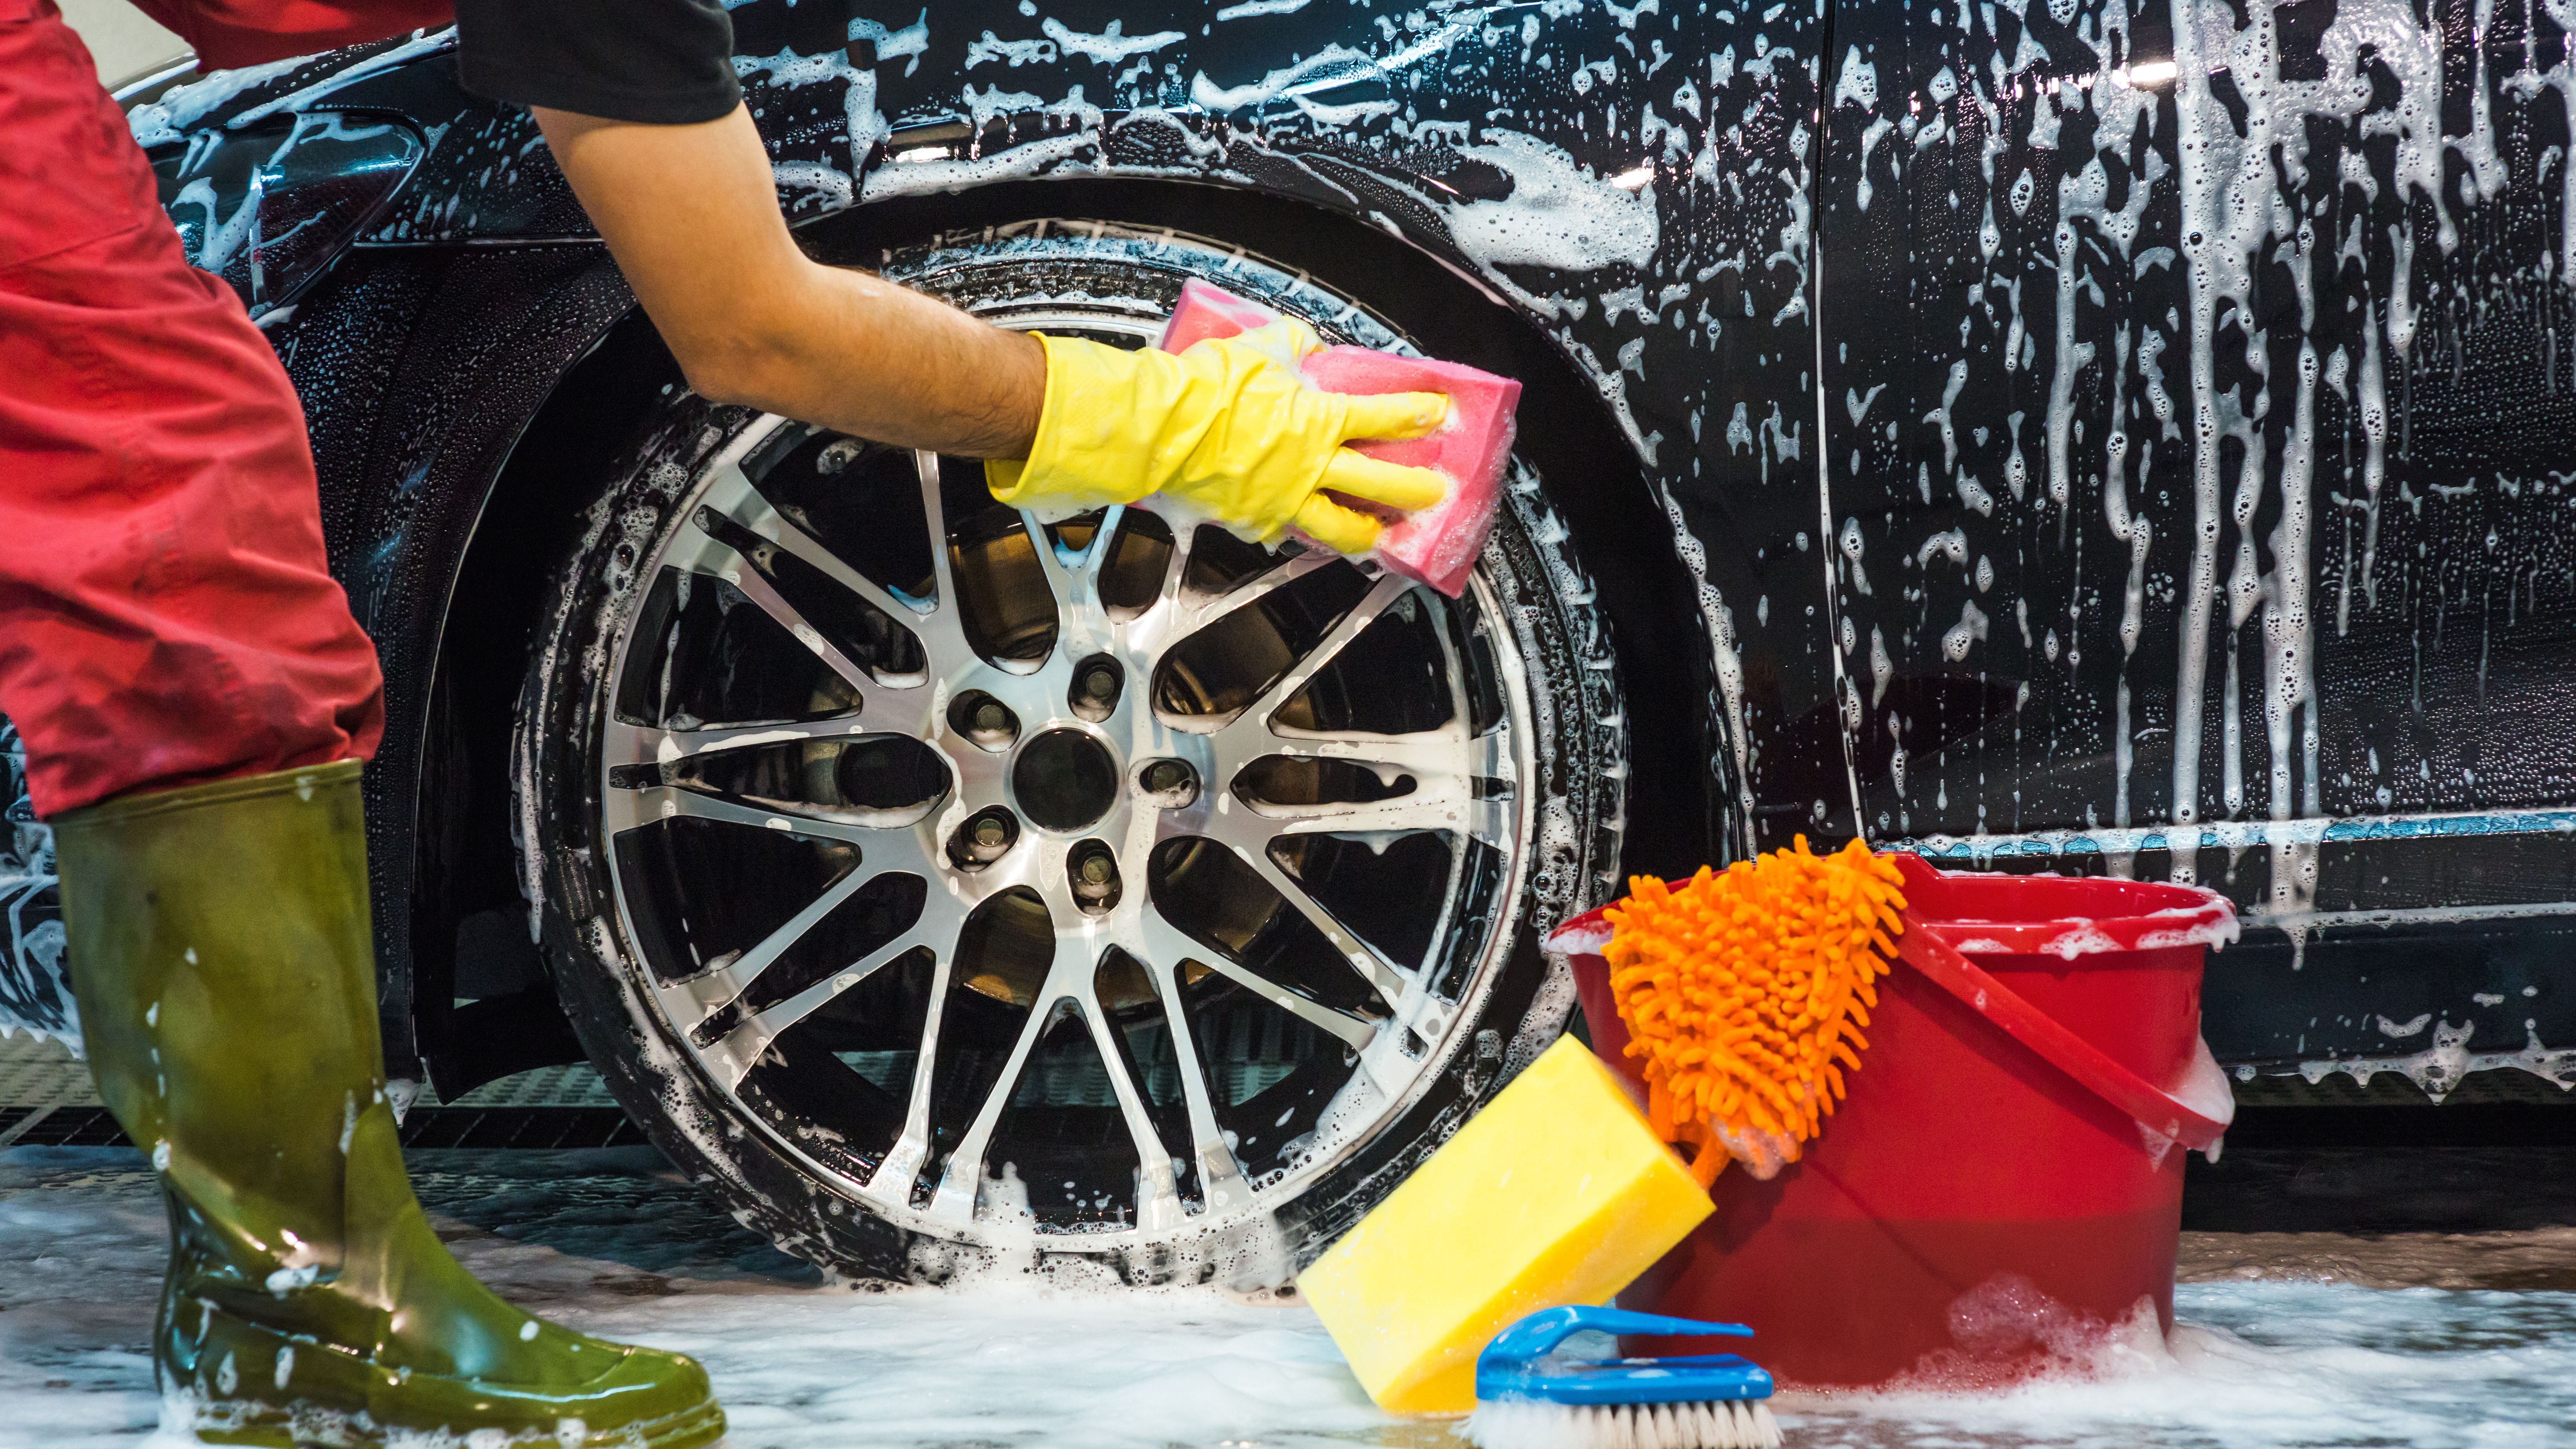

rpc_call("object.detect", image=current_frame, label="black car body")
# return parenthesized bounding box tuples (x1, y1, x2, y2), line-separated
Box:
(3, 0, 2569, 1272)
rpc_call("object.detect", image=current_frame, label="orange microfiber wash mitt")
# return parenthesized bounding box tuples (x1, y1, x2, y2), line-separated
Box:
(1604, 837, 1908, 1185)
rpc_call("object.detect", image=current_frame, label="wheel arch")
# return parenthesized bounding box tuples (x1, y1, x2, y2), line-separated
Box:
(312, 245, 664, 1096)
(402, 303, 688, 1099)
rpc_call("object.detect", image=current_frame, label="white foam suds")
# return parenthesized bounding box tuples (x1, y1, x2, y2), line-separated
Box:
(1783, 1280, 2576, 1447)
(850, 9, 931, 73)
(1188, 43, 1388, 111)
(127, 55, 314, 146)
(2157, 0, 2468, 843)
(1040, 17, 1186, 63)
(1657, 485, 1759, 858)
(1856, 0, 2576, 853)
(226, 29, 459, 129)
(2297, 1018, 2576, 1101)
(862, 131, 1099, 200)
(1438, 133, 1661, 274)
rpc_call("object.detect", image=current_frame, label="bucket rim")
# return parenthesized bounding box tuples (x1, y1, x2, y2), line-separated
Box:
(1542, 856, 2239, 962)
(1888, 853, 2238, 958)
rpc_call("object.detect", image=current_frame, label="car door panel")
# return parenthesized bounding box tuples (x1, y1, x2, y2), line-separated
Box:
(1819, 0, 2576, 1076)
(1822, 0, 2576, 880)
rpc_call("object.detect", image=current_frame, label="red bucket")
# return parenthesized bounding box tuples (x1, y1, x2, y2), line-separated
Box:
(1545, 854, 2237, 1390)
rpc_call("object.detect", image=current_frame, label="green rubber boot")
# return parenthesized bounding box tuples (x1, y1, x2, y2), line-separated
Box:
(53, 761, 725, 1448)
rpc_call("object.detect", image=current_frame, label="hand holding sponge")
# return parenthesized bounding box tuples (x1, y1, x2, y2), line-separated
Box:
(987, 281, 1523, 595)
(983, 318, 1450, 553)
(1159, 280, 1524, 597)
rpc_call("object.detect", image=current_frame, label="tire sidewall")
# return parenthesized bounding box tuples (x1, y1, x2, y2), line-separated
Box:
(515, 225, 1628, 1282)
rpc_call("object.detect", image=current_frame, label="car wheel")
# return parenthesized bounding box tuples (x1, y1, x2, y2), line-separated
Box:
(514, 221, 1628, 1283)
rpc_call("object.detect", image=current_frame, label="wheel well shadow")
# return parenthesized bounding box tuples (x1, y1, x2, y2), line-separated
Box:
(417, 308, 685, 1099)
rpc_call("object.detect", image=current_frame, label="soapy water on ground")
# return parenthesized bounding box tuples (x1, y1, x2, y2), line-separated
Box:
(0, 1145, 2569, 1449)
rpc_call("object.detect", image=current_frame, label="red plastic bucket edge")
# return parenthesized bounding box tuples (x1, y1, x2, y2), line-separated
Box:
(1543, 856, 2240, 1154)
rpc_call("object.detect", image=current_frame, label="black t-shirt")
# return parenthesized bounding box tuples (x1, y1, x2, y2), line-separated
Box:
(454, 0, 741, 125)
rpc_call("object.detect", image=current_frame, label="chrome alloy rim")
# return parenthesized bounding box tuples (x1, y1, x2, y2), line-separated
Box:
(597, 322, 1534, 1250)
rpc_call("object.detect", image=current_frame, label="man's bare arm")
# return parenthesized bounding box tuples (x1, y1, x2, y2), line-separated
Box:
(534, 103, 1045, 458)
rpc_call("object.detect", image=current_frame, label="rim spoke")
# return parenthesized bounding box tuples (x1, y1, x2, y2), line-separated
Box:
(1225, 730, 1513, 851)
(1263, 728, 1485, 777)
(1022, 506, 1120, 654)
(926, 964, 1067, 1221)
(700, 894, 960, 1090)
(1120, 932, 1249, 1209)
(1162, 544, 1337, 642)
(704, 461, 931, 624)
(603, 714, 869, 771)
(611, 783, 879, 846)
(1248, 791, 1495, 841)
(915, 450, 964, 632)
(1071, 979, 1186, 1229)
(1153, 511, 1197, 612)
(653, 864, 874, 1029)
(1226, 572, 1412, 734)
(1141, 901, 1378, 1051)
(700, 554, 882, 702)
(1019, 509, 1076, 614)
(662, 504, 938, 735)
(1213, 837, 1412, 1006)
(867, 945, 955, 1204)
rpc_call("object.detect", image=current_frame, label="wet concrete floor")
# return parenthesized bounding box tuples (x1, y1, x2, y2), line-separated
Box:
(0, 1141, 2567, 1448)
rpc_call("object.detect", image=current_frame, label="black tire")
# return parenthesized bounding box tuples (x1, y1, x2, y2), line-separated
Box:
(514, 221, 1628, 1283)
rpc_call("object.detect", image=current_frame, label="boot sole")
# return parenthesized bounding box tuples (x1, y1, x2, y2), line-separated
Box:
(163, 1285, 726, 1449)
(187, 1393, 727, 1448)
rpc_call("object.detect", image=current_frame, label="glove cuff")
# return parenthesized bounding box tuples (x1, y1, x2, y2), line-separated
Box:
(983, 333, 1165, 514)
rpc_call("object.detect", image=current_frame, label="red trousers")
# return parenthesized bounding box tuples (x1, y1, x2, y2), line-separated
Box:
(0, 0, 398, 818)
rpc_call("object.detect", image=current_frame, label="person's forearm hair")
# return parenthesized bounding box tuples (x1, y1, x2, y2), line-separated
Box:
(534, 104, 1045, 458)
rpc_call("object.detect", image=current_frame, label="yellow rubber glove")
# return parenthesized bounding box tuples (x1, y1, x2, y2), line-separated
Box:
(983, 319, 1452, 554)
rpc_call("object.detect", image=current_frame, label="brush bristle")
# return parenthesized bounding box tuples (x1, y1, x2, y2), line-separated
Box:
(1464, 1398, 1782, 1449)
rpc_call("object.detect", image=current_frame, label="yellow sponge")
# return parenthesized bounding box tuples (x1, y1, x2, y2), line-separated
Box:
(1298, 1035, 1713, 1414)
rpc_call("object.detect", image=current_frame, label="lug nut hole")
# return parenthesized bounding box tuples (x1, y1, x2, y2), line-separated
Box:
(1068, 840, 1122, 913)
(1138, 758, 1199, 806)
(949, 691, 1020, 750)
(948, 808, 1020, 869)
(1069, 654, 1124, 721)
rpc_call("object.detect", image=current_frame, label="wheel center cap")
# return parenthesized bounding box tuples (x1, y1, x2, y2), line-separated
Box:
(1012, 729, 1120, 832)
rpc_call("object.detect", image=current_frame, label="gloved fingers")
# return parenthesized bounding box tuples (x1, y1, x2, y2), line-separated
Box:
(1339, 390, 1451, 443)
(1320, 449, 1449, 513)
(1294, 492, 1387, 555)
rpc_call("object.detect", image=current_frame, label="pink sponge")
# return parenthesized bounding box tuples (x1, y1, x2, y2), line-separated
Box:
(1156, 279, 1520, 598)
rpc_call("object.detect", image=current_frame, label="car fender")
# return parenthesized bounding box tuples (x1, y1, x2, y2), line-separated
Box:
(276, 241, 642, 1078)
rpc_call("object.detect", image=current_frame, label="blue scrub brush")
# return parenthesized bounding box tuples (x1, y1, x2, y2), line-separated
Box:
(1463, 1306, 1782, 1449)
